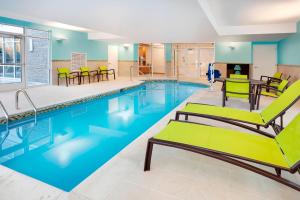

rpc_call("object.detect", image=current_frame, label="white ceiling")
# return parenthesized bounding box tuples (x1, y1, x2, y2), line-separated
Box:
(207, 0, 300, 26)
(0, 0, 299, 42)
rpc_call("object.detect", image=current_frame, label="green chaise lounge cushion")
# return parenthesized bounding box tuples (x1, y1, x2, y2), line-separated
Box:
(276, 114, 300, 167)
(182, 104, 265, 125)
(154, 121, 289, 169)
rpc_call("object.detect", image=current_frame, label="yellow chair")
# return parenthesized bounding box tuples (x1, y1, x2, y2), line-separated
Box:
(57, 67, 79, 87)
(260, 72, 282, 83)
(80, 66, 99, 84)
(98, 65, 116, 80)
(224, 78, 254, 111)
(260, 80, 289, 98)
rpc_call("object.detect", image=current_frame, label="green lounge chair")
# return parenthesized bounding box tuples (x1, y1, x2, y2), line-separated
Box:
(80, 66, 99, 84)
(260, 79, 289, 98)
(261, 72, 283, 88)
(229, 74, 248, 79)
(98, 65, 116, 80)
(57, 67, 79, 87)
(223, 78, 254, 111)
(176, 80, 300, 134)
(269, 75, 291, 88)
(144, 114, 300, 191)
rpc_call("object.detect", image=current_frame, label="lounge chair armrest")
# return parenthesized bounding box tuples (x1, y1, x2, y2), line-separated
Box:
(260, 75, 269, 81)
(262, 85, 282, 93)
(268, 77, 281, 83)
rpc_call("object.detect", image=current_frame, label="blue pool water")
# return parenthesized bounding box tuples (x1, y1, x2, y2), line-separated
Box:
(0, 81, 206, 191)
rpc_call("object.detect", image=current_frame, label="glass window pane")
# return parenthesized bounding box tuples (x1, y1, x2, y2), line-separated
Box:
(15, 66, 21, 78)
(0, 65, 3, 76)
(0, 37, 3, 64)
(15, 38, 21, 64)
(4, 65, 14, 78)
(4, 37, 14, 64)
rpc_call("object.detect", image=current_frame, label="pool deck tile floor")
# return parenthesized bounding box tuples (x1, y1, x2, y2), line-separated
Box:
(0, 77, 300, 200)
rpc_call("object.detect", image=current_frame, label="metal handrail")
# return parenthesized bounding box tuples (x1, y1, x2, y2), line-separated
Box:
(130, 65, 151, 81)
(15, 89, 37, 123)
(0, 101, 9, 128)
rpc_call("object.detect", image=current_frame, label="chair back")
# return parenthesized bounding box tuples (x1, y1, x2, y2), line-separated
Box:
(276, 80, 289, 96)
(99, 65, 108, 74)
(273, 72, 282, 79)
(57, 67, 70, 78)
(225, 78, 250, 99)
(261, 80, 300, 123)
(80, 66, 90, 76)
(276, 114, 300, 169)
(229, 74, 248, 79)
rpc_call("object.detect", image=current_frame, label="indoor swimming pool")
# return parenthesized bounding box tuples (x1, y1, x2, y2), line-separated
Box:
(0, 81, 206, 191)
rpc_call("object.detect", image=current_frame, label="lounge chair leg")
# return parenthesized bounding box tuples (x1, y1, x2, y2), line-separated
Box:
(113, 72, 116, 80)
(66, 77, 68, 87)
(256, 86, 262, 110)
(280, 115, 284, 129)
(185, 115, 189, 121)
(275, 168, 281, 177)
(256, 125, 260, 130)
(88, 75, 91, 83)
(144, 140, 154, 171)
(175, 112, 180, 120)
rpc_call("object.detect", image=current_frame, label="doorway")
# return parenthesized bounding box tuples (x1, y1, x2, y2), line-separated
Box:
(174, 44, 214, 80)
(108, 45, 118, 77)
(253, 44, 277, 80)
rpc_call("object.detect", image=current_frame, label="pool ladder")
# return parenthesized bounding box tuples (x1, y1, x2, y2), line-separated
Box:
(0, 100, 9, 131)
(15, 89, 37, 124)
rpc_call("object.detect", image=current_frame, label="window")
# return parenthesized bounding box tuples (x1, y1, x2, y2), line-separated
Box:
(71, 52, 87, 70)
(0, 35, 22, 83)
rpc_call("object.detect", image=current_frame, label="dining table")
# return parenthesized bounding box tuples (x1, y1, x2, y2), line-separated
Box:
(215, 77, 266, 110)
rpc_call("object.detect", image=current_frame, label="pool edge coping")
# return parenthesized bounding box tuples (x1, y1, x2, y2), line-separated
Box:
(0, 80, 208, 124)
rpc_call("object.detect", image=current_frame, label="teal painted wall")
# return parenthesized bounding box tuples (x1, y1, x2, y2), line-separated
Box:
(215, 42, 252, 64)
(165, 43, 172, 62)
(0, 16, 110, 61)
(278, 22, 300, 65)
(118, 44, 138, 61)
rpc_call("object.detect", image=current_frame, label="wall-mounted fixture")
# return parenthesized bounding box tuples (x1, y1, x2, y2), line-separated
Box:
(55, 35, 68, 41)
(228, 42, 236, 50)
(123, 43, 130, 48)
(229, 45, 235, 50)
